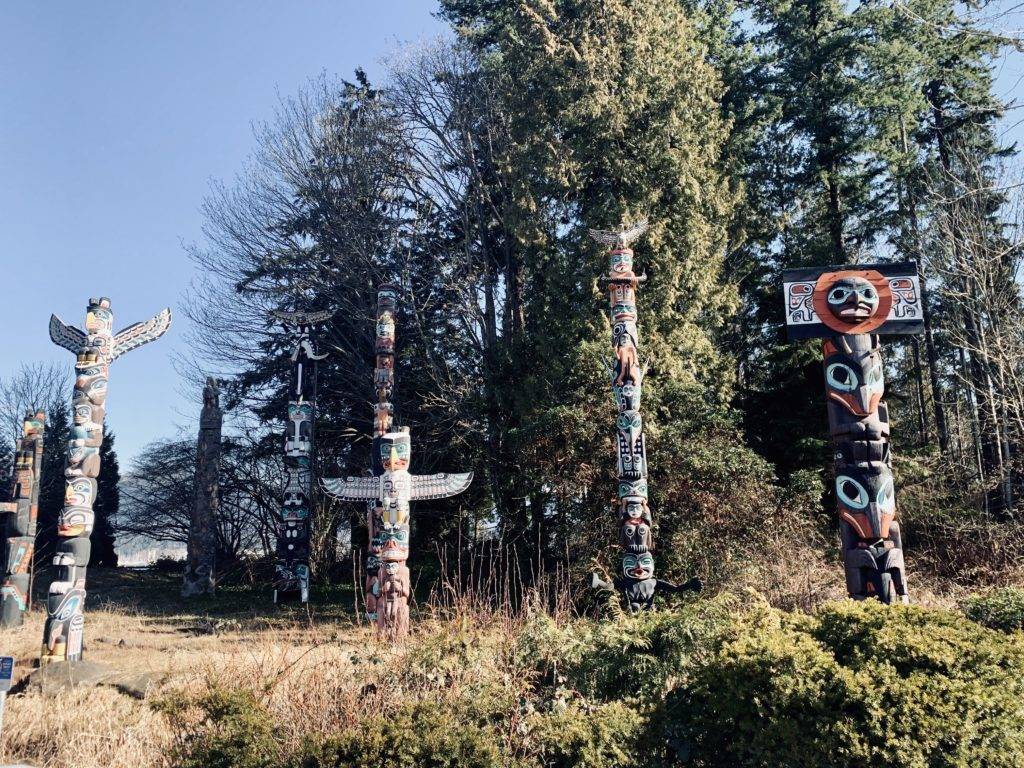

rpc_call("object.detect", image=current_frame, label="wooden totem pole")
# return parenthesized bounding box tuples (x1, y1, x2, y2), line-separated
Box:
(270, 309, 332, 604)
(43, 297, 170, 663)
(322, 284, 472, 638)
(182, 377, 222, 597)
(0, 410, 45, 628)
(589, 222, 700, 611)
(783, 263, 925, 603)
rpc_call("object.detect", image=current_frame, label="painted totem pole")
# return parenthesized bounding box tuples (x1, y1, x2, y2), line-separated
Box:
(783, 263, 924, 603)
(588, 222, 701, 611)
(322, 284, 472, 638)
(0, 410, 45, 628)
(182, 378, 223, 597)
(270, 309, 333, 604)
(43, 298, 170, 663)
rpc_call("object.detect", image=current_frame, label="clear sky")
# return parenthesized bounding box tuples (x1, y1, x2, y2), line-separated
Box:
(0, 2, 447, 465)
(1, 2, 1021, 470)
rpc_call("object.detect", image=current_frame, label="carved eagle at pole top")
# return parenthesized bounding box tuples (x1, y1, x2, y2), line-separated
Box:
(587, 218, 649, 250)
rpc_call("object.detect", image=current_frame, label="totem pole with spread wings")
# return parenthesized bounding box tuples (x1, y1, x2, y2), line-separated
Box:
(41, 298, 170, 663)
(322, 284, 472, 638)
(588, 221, 701, 611)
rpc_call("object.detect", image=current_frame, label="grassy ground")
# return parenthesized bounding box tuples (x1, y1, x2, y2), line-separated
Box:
(0, 569, 368, 768)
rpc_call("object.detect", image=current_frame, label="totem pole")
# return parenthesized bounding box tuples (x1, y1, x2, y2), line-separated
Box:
(588, 221, 701, 611)
(783, 262, 924, 603)
(43, 297, 170, 663)
(322, 284, 472, 638)
(0, 410, 45, 628)
(270, 309, 333, 604)
(182, 378, 223, 597)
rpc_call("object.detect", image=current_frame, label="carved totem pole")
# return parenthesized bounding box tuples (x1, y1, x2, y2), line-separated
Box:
(43, 298, 170, 662)
(783, 263, 925, 603)
(322, 284, 472, 638)
(270, 309, 333, 604)
(0, 410, 45, 628)
(588, 222, 701, 611)
(182, 378, 223, 597)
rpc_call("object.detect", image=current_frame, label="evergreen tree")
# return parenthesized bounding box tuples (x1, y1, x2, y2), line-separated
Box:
(90, 427, 119, 567)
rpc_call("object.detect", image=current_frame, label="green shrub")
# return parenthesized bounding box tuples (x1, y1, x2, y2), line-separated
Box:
(295, 701, 503, 768)
(661, 602, 1024, 767)
(155, 687, 282, 768)
(520, 700, 645, 768)
(964, 588, 1024, 633)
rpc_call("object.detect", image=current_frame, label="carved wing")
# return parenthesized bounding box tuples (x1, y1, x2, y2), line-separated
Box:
(270, 309, 335, 326)
(409, 472, 473, 501)
(587, 219, 649, 249)
(321, 476, 381, 501)
(111, 308, 171, 360)
(49, 315, 88, 354)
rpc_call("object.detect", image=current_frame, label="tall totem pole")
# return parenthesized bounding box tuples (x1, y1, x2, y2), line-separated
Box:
(323, 284, 472, 638)
(270, 309, 332, 604)
(1, 410, 45, 628)
(43, 297, 170, 663)
(588, 222, 701, 611)
(783, 263, 924, 603)
(182, 378, 223, 597)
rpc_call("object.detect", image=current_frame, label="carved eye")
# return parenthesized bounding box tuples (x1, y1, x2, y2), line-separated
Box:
(828, 287, 852, 304)
(836, 475, 868, 509)
(859, 286, 877, 300)
(826, 363, 858, 392)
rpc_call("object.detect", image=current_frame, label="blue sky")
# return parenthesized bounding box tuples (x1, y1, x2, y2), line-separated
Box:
(0, 2, 447, 464)
(1, 2, 1021, 469)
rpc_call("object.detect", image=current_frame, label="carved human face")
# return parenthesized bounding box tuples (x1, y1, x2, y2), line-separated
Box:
(826, 277, 880, 322)
(824, 347, 884, 416)
(836, 468, 895, 540)
(622, 553, 655, 580)
(65, 478, 96, 507)
(380, 433, 411, 471)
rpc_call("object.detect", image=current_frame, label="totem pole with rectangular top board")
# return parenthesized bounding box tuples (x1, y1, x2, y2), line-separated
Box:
(322, 284, 472, 638)
(0, 410, 45, 628)
(269, 309, 333, 604)
(587, 221, 701, 611)
(783, 262, 925, 603)
(42, 297, 170, 663)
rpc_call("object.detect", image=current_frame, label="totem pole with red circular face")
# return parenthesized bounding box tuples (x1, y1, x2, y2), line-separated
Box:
(588, 221, 701, 611)
(783, 263, 925, 603)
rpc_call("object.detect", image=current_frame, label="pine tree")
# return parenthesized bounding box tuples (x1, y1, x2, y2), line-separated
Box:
(34, 403, 70, 567)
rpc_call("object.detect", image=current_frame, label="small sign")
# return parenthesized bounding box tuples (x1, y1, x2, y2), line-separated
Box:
(0, 656, 14, 692)
(783, 262, 924, 340)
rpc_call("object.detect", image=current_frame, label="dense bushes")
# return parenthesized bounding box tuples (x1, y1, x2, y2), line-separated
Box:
(666, 602, 1024, 767)
(964, 587, 1024, 633)
(157, 600, 1024, 767)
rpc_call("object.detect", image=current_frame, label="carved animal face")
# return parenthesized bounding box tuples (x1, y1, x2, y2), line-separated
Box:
(616, 411, 645, 479)
(622, 552, 655, 580)
(836, 468, 895, 540)
(826, 277, 880, 322)
(85, 301, 113, 335)
(379, 524, 409, 562)
(620, 519, 652, 553)
(824, 347, 884, 416)
(610, 251, 634, 277)
(379, 433, 411, 471)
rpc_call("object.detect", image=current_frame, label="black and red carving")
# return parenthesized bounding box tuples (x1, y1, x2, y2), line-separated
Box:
(588, 222, 701, 611)
(269, 309, 333, 604)
(42, 297, 170, 663)
(0, 410, 45, 628)
(783, 263, 921, 603)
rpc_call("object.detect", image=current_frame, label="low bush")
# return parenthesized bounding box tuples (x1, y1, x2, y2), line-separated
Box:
(663, 601, 1024, 767)
(964, 587, 1024, 633)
